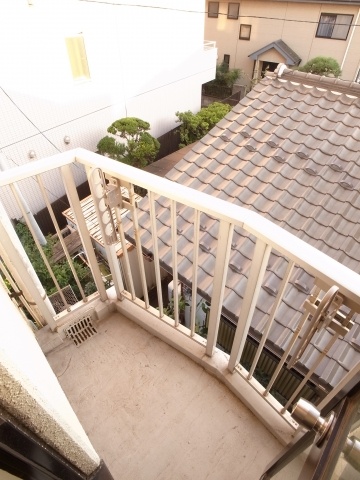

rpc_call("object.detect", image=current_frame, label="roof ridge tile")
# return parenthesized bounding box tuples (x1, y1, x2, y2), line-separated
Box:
(270, 69, 360, 97)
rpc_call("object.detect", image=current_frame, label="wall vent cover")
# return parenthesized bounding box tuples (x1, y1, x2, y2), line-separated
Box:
(64, 313, 97, 346)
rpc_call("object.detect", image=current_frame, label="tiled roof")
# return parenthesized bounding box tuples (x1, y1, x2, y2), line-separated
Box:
(124, 68, 360, 389)
(143, 143, 196, 177)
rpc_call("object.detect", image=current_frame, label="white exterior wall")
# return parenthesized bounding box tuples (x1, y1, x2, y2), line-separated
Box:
(0, 283, 100, 474)
(0, 0, 216, 219)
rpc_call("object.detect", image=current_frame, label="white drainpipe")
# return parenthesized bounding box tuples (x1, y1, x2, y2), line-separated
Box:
(341, 8, 360, 73)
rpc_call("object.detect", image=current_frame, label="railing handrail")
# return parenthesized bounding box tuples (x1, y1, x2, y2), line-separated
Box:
(2, 147, 360, 306)
(0, 150, 75, 186)
(3, 147, 360, 435)
(76, 149, 360, 305)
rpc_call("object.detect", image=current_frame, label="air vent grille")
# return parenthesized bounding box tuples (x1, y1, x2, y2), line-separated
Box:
(64, 314, 97, 347)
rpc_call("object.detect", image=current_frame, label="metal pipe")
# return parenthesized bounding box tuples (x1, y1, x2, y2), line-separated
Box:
(341, 8, 360, 71)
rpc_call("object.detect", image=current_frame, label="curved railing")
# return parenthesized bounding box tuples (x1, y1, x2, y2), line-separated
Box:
(1, 148, 359, 440)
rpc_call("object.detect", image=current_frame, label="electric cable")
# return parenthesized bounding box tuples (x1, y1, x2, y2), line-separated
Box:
(77, 0, 360, 28)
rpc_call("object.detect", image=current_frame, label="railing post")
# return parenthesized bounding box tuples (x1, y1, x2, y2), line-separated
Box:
(0, 200, 57, 329)
(149, 191, 164, 315)
(190, 210, 200, 336)
(87, 167, 125, 301)
(170, 199, 179, 326)
(61, 165, 107, 302)
(228, 239, 271, 372)
(205, 220, 234, 357)
(248, 260, 294, 380)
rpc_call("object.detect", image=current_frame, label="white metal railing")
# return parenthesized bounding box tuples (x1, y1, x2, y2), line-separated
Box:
(204, 40, 216, 50)
(1, 148, 360, 427)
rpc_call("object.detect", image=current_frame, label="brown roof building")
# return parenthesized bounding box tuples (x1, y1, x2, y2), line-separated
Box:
(124, 67, 360, 391)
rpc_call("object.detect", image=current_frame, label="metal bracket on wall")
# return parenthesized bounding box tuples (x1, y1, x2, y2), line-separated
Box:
(90, 168, 118, 245)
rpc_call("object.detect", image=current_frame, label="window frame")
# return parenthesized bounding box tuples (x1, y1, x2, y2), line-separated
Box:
(223, 54, 230, 67)
(239, 24, 252, 40)
(65, 35, 91, 82)
(316, 13, 353, 40)
(227, 2, 240, 20)
(208, 1, 219, 18)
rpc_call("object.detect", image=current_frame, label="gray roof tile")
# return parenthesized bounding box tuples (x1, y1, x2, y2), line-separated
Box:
(123, 69, 360, 389)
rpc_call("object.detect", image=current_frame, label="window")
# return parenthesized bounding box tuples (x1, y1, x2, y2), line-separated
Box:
(228, 3, 240, 20)
(316, 14, 353, 40)
(208, 2, 219, 18)
(239, 24, 251, 40)
(65, 35, 90, 81)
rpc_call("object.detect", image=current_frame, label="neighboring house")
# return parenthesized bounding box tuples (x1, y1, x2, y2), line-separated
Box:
(0, 0, 216, 221)
(123, 67, 360, 396)
(204, 0, 360, 88)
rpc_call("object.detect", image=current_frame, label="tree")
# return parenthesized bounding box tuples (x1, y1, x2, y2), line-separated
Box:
(211, 62, 241, 88)
(298, 57, 341, 77)
(202, 62, 242, 98)
(97, 117, 160, 169)
(97, 136, 125, 162)
(176, 102, 232, 147)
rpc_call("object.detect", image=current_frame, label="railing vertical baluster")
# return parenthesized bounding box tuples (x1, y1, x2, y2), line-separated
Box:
(317, 361, 360, 411)
(264, 309, 312, 396)
(149, 191, 163, 315)
(36, 174, 87, 302)
(190, 210, 200, 337)
(10, 183, 71, 311)
(205, 220, 234, 357)
(87, 168, 124, 300)
(115, 203, 136, 300)
(170, 200, 179, 326)
(228, 239, 271, 372)
(248, 260, 294, 380)
(128, 183, 149, 308)
(281, 333, 340, 413)
(61, 165, 107, 302)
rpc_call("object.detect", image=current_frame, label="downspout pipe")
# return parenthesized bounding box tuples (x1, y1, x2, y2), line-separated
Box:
(341, 7, 360, 73)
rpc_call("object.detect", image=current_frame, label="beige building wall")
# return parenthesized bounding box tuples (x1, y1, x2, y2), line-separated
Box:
(205, 1, 360, 88)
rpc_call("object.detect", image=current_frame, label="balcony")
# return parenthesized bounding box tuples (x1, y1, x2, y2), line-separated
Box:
(1, 148, 360, 478)
(41, 310, 284, 479)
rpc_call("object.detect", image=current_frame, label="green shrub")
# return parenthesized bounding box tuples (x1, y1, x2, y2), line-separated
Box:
(206, 62, 241, 88)
(176, 102, 231, 147)
(97, 117, 160, 169)
(298, 57, 341, 77)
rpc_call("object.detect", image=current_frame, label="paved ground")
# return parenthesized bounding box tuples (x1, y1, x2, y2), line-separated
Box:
(46, 312, 284, 480)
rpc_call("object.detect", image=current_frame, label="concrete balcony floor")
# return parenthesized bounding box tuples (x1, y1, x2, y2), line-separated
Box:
(45, 312, 284, 479)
